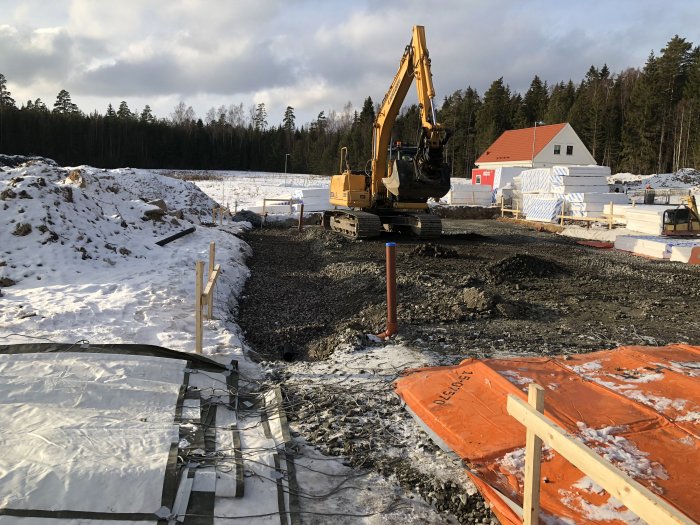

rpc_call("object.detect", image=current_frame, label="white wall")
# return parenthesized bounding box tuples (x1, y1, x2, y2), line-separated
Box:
(534, 124, 596, 167)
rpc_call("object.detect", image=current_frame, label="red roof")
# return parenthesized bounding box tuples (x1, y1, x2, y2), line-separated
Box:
(476, 123, 566, 164)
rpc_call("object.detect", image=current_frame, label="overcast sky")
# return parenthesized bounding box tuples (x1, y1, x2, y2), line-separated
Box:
(1, 0, 697, 126)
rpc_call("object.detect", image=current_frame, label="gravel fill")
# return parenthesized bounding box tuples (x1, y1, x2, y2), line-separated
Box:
(236, 218, 700, 523)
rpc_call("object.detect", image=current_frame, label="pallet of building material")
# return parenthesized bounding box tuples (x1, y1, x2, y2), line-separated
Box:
(292, 187, 327, 200)
(624, 207, 677, 235)
(565, 192, 628, 204)
(565, 201, 607, 218)
(246, 204, 293, 214)
(520, 168, 554, 193)
(614, 235, 700, 259)
(523, 194, 563, 222)
(552, 165, 611, 177)
(446, 183, 493, 206)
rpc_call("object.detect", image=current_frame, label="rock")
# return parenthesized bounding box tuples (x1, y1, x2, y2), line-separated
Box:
(0, 277, 16, 287)
(12, 223, 32, 236)
(462, 287, 496, 311)
(0, 188, 16, 200)
(65, 169, 86, 188)
(148, 199, 168, 212)
(143, 206, 166, 220)
(119, 247, 131, 256)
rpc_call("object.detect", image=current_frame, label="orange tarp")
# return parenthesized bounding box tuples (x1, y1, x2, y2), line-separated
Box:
(395, 345, 700, 524)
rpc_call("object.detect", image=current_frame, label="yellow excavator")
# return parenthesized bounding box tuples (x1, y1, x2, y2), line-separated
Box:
(322, 25, 451, 239)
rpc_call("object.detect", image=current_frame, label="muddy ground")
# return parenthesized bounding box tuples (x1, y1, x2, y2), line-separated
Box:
(236, 219, 700, 523)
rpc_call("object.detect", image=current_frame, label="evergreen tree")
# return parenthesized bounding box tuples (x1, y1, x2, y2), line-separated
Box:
(545, 81, 576, 124)
(106, 104, 116, 118)
(117, 101, 133, 119)
(474, 78, 511, 155)
(522, 75, 548, 124)
(253, 103, 267, 131)
(53, 89, 79, 114)
(283, 106, 295, 132)
(140, 105, 155, 123)
(33, 98, 48, 113)
(0, 74, 16, 108)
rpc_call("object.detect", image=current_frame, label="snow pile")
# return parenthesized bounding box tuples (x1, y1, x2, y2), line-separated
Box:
(0, 158, 251, 353)
(613, 168, 700, 191)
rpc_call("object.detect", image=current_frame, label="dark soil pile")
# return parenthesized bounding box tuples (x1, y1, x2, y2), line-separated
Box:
(487, 253, 567, 282)
(408, 243, 459, 258)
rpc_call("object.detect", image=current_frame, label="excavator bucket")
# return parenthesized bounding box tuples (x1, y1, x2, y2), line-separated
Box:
(382, 158, 450, 201)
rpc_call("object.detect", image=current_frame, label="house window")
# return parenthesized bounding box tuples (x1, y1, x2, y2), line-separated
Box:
(553, 145, 561, 155)
(566, 145, 574, 155)
(475, 175, 481, 184)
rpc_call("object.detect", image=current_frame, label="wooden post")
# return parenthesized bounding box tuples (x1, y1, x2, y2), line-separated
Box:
(523, 384, 545, 525)
(609, 201, 614, 230)
(207, 242, 215, 319)
(195, 260, 204, 354)
(298, 203, 304, 232)
(212, 207, 216, 224)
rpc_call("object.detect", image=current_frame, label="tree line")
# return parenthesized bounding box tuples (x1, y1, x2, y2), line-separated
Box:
(1, 34, 699, 176)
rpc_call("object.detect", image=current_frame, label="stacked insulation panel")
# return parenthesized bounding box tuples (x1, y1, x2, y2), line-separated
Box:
(624, 207, 671, 235)
(445, 180, 493, 206)
(615, 235, 700, 261)
(520, 165, 626, 222)
(291, 187, 328, 212)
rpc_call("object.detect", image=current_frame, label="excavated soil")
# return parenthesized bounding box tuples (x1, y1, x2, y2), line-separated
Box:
(236, 219, 700, 524)
(239, 220, 700, 360)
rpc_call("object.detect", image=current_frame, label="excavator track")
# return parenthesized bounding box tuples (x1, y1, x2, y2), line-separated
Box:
(406, 213, 443, 239)
(322, 210, 382, 239)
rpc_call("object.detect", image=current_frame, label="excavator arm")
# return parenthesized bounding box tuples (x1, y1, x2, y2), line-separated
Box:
(372, 25, 450, 204)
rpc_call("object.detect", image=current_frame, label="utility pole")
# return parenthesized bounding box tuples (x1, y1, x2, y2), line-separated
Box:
(284, 153, 290, 186)
(531, 121, 545, 167)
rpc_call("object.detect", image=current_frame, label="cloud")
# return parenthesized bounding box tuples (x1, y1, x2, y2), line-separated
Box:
(0, 0, 698, 125)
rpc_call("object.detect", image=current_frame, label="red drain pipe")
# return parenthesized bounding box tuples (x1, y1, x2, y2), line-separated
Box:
(376, 242, 398, 340)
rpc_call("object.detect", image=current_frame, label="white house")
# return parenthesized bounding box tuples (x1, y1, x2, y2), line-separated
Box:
(475, 123, 596, 171)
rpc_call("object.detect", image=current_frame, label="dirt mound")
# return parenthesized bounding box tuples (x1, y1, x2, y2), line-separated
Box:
(487, 253, 566, 282)
(232, 209, 262, 227)
(408, 243, 458, 258)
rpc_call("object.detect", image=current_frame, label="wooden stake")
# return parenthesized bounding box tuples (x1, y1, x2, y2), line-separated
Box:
(207, 242, 215, 319)
(298, 203, 304, 232)
(522, 384, 545, 525)
(195, 260, 204, 354)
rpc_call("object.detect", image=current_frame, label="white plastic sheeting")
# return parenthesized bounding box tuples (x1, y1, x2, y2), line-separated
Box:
(445, 180, 493, 206)
(0, 352, 185, 516)
(522, 194, 563, 222)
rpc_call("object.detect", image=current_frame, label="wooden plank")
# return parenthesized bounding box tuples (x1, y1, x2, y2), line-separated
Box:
(195, 260, 204, 354)
(202, 264, 221, 300)
(507, 394, 694, 525)
(522, 384, 544, 525)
